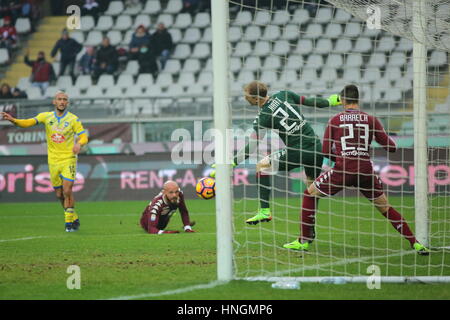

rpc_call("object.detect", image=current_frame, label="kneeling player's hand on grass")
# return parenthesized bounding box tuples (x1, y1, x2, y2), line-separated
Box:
(159, 230, 180, 234)
(184, 224, 196, 233)
(327, 94, 341, 107)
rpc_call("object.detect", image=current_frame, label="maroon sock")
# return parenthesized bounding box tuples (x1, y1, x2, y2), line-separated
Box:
(300, 189, 317, 243)
(382, 207, 416, 246)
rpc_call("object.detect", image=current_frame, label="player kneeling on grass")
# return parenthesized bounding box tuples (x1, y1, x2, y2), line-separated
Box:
(140, 180, 196, 234)
(283, 84, 430, 255)
(1, 91, 88, 232)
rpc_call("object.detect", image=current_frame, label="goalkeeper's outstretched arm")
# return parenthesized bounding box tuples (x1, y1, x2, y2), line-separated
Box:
(301, 94, 341, 108)
(1, 112, 37, 128)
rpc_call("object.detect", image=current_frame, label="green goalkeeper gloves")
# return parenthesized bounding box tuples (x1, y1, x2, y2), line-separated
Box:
(327, 94, 341, 107)
(210, 162, 237, 178)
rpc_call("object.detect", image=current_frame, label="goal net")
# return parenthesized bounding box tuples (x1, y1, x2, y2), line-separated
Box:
(218, 0, 450, 283)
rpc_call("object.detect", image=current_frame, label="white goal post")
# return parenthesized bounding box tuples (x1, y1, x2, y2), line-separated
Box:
(212, 0, 450, 283)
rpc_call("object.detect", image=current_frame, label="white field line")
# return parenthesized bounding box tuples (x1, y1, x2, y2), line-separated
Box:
(0, 236, 49, 243)
(0, 212, 216, 218)
(105, 280, 228, 300)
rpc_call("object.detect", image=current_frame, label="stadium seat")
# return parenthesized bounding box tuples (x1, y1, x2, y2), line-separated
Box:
(204, 58, 213, 72)
(314, 38, 333, 54)
(334, 9, 352, 23)
(143, 0, 161, 14)
(343, 68, 361, 82)
(272, 40, 290, 56)
(104, 86, 124, 98)
(0, 48, 9, 64)
(123, 60, 140, 75)
(236, 70, 254, 85)
(228, 26, 242, 43)
(300, 68, 318, 81)
(162, 59, 181, 74)
(260, 70, 278, 84)
(56, 76, 73, 89)
(186, 83, 204, 95)
(261, 25, 281, 41)
(201, 27, 211, 43)
(85, 30, 103, 46)
(396, 38, 413, 52)
(305, 54, 323, 68)
(166, 83, 184, 96)
(384, 67, 403, 81)
(116, 74, 135, 89)
(345, 54, 362, 70)
(279, 70, 298, 86)
(96, 16, 114, 31)
(368, 52, 387, 68)
(253, 41, 271, 57)
(353, 37, 372, 53)
(375, 36, 396, 52)
(65, 87, 81, 99)
(52, 62, 60, 75)
(15, 17, 31, 34)
(254, 11, 271, 26)
(155, 13, 173, 28)
(134, 14, 152, 28)
(182, 59, 201, 73)
(362, 25, 381, 38)
(285, 55, 304, 70)
(263, 56, 281, 70)
(178, 72, 196, 87)
(25, 87, 42, 100)
(74, 75, 92, 91)
(295, 39, 313, 55)
(17, 77, 31, 90)
(136, 73, 154, 88)
(192, 12, 210, 28)
(387, 52, 407, 67)
(242, 56, 260, 71)
(114, 15, 133, 31)
(325, 54, 343, 68)
(155, 73, 173, 88)
(334, 38, 352, 53)
(292, 8, 310, 25)
(303, 24, 323, 39)
(361, 67, 381, 83)
(121, 30, 134, 46)
(172, 44, 191, 59)
(197, 72, 213, 87)
(123, 1, 142, 15)
(392, 78, 412, 92)
(45, 86, 59, 98)
(343, 22, 361, 38)
(272, 10, 290, 26)
(324, 23, 342, 39)
(384, 89, 402, 102)
(169, 28, 182, 43)
(124, 85, 144, 98)
(244, 25, 262, 41)
(233, 11, 252, 26)
(105, 1, 124, 16)
(181, 28, 201, 44)
(163, 0, 182, 14)
(106, 30, 122, 46)
(229, 57, 242, 73)
(429, 50, 448, 67)
(319, 68, 337, 82)
(315, 7, 333, 24)
(191, 43, 210, 59)
(232, 42, 252, 57)
(281, 24, 300, 41)
(97, 74, 115, 89)
(145, 84, 163, 97)
(173, 13, 192, 29)
(80, 16, 95, 31)
(70, 31, 84, 44)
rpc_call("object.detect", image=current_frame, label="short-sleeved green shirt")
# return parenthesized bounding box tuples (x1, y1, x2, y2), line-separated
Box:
(254, 91, 320, 150)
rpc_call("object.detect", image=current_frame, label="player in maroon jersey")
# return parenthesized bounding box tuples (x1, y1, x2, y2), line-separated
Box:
(283, 84, 430, 255)
(140, 180, 196, 234)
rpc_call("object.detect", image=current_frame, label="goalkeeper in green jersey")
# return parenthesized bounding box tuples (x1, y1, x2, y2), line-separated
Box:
(212, 80, 341, 225)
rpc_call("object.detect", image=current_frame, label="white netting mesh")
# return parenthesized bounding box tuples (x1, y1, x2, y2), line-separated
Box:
(226, 0, 450, 281)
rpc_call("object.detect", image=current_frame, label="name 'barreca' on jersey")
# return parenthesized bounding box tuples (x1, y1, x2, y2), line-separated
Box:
(33, 111, 86, 164)
(254, 90, 320, 149)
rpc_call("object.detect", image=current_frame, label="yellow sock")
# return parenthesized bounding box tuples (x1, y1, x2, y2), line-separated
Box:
(64, 208, 75, 223)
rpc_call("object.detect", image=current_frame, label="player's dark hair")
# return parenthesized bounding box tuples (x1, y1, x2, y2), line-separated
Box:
(340, 84, 359, 105)
(244, 81, 268, 98)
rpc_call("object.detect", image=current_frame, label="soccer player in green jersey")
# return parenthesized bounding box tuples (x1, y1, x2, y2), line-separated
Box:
(213, 81, 341, 224)
(1, 91, 88, 232)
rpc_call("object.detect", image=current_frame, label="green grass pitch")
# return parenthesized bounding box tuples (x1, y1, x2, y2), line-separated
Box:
(0, 196, 449, 300)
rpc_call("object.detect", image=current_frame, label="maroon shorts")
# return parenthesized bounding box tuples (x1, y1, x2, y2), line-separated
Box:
(314, 168, 384, 200)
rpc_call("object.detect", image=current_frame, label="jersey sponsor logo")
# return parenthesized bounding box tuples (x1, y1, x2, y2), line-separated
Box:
(64, 121, 70, 127)
(51, 133, 66, 143)
(340, 150, 370, 157)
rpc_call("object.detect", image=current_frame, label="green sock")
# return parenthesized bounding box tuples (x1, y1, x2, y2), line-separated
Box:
(257, 173, 271, 210)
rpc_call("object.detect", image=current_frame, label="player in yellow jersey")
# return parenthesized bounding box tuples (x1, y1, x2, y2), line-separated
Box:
(1, 91, 88, 232)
